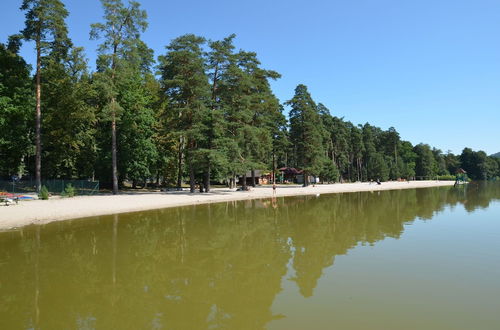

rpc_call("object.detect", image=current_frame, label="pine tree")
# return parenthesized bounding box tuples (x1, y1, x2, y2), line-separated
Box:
(366, 153, 389, 181)
(217, 50, 281, 188)
(432, 148, 448, 176)
(116, 70, 158, 188)
(90, 0, 148, 194)
(362, 124, 377, 180)
(42, 47, 97, 179)
(414, 143, 436, 178)
(331, 117, 350, 180)
(242, 52, 281, 187)
(216, 51, 254, 189)
(286, 85, 324, 186)
(380, 127, 401, 179)
(316, 103, 341, 182)
(0, 38, 34, 177)
(349, 125, 364, 181)
(158, 34, 210, 193)
(400, 141, 417, 179)
(20, 0, 70, 191)
(203, 34, 236, 191)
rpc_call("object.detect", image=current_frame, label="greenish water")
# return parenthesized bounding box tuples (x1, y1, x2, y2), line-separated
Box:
(1, 183, 500, 329)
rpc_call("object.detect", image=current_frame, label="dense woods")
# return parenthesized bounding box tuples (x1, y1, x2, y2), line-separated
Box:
(1, 0, 499, 192)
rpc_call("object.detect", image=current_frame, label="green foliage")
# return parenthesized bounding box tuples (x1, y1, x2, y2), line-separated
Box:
(90, 0, 151, 190)
(460, 149, 500, 181)
(42, 47, 97, 179)
(286, 84, 324, 185)
(270, 106, 291, 171)
(157, 34, 283, 191)
(62, 183, 76, 197)
(117, 71, 158, 184)
(436, 175, 457, 181)
(158, 34, 210, 191)
(0, 42, 34, 176)
(367, 153, 389, 181)
(90, 0, 148, 68)
(20, 0, 70, 58)
(444, 152, 460, 175)
(460, 148, 487, 180)
(222, 50, 281, 186)
(21, 0, 71, 192)
(414, 143, 436, 178)
(39, 185, 49, 200)
(398, 142, 416, 179)
(432, 148, 449, 176)
(319, 160, 340, 183)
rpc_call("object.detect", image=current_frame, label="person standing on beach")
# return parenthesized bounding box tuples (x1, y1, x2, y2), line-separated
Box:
(273, 183, 277, 195)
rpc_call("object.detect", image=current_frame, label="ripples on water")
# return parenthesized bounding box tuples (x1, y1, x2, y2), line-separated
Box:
(1, 183, 499, 329)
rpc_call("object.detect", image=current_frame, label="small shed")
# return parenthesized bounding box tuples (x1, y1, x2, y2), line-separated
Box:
(278, 167, 303, 183)
(237, 170, 271, 186)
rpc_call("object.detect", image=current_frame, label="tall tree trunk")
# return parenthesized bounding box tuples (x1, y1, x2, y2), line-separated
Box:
(358, 158, 361, 181)
(176, 137, 183, 189)
(204, 163, 210, 192)
(35, 39, 42, 193)
(188, 151, 195, 193)
(204, 113, 213, 193)
(111, 43, 119, 195)
(204, 64, 219, 194)
(360, 159, 363, 181)
(242, 173, 247, 190)
(111, 107, 118, 194)
(204, 130, 212, 193)
(355, 158, 358, 181)
(303, 170, 308, 187)
(272, 152, 276, 184)
(251, 169, 256, 187)
(347, 162, 351, 181)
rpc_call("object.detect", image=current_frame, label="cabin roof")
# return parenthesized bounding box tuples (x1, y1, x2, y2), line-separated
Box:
(278, 167, 303, 175)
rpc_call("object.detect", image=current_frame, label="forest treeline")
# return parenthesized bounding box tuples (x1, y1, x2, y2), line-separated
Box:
(1, 0, 499, 193)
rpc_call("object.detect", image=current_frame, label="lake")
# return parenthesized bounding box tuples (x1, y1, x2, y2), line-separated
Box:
(1, 183, 499, 329)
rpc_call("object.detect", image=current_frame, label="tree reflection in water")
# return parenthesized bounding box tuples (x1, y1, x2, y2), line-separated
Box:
(1, 183, 499, 329)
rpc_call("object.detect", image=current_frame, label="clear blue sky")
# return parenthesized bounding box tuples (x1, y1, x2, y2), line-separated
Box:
(2, 0, 499, 155)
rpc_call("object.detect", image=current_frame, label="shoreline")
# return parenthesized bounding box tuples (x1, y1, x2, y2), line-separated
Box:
(0, 181, 455, 231)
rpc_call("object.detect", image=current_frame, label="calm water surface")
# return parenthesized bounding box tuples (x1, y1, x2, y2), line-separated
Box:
(1, 183, 500, 329)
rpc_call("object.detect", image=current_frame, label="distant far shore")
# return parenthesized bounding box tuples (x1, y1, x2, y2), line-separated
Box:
(0, 181, 455, 231)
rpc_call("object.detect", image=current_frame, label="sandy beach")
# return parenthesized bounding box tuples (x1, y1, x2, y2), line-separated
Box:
(0, 180, 455, 230)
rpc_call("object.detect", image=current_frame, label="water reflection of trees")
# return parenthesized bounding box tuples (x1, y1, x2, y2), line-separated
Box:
(1, 183, 499, 329)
